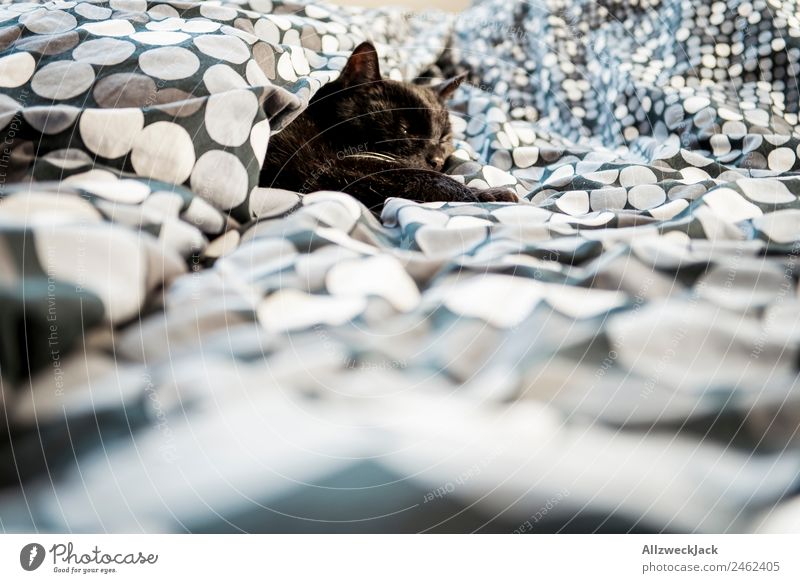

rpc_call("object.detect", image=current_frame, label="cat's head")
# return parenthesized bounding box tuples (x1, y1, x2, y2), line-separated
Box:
(315, 42, 466, 171)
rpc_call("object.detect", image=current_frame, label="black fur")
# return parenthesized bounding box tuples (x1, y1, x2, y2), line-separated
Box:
(259, 42, 517, 212)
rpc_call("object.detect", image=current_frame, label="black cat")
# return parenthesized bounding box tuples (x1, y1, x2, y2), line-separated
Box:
(259, 42, 517, 211)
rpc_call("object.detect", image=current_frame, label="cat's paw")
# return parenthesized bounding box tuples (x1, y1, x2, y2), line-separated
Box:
(472, 187, 518, 203)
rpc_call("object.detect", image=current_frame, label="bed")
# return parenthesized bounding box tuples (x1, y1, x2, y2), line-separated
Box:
(0, 0, 799, 532)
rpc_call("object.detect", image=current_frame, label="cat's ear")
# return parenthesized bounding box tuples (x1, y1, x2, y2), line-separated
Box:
(436, 72, 468, 100)
(338, 41, 381, 87)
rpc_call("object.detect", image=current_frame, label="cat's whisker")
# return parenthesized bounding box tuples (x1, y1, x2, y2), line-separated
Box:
(344, 153, 401, 163)
(365, 150, 399, 160)
(349, 151, 400, 162)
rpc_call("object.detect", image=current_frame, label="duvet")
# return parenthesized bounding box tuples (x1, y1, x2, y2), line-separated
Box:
(0, 0, 799, 532)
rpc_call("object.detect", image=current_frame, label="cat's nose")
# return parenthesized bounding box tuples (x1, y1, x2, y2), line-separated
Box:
(427, 155, 444, 170)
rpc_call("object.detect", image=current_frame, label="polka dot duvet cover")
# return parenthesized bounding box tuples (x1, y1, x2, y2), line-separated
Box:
(1, 0, 800, 533)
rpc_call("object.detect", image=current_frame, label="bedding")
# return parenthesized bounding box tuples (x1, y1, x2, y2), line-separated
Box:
(1, 0, 799, 532)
